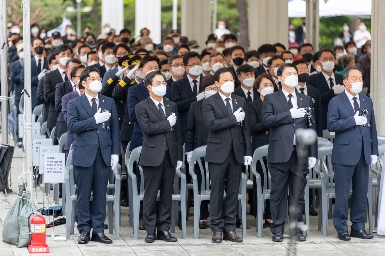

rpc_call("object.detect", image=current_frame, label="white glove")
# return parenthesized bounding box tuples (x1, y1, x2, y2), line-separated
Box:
(371, 155, 378, 166)
(290, 107, 306, 119)
(233, 108, 245, 122)
(115, 66, 129, 78)
(196, 92, 205, 101)
(186, 151, 193, 163)
(126, 65, 139, 80)
(354, 111, 367, 126)
(244, 156, 252, 166)
(333, 84, 345, 95)
(38, 69, 47, 80)
(167, 113, 177, 127)
(308, 157, 317, 169)
(176, 160, 183, 170)
(111, 154, 119, 169)
(94, 108, 111, 124)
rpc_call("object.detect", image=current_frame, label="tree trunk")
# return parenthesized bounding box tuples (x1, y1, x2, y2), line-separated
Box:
(236, 0, 249, 50)
(92, 0, 100, 36)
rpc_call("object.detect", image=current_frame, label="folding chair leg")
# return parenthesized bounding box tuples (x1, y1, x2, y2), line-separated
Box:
(322, 195, 328, 237)
(181, 198, 187, 239)
(257, 195, 263, 238)
(241, 194, 246, 238)
(193, 196, 200, 239)
(115, 200, 120, 240)
(133, 201, 139, 239)
(108, 201, 113, 234)
(170, 201, 176, 233)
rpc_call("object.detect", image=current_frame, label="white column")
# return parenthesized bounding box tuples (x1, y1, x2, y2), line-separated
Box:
(248, 0, 288, 50)
(135, 0, 161, 44)
(306, 0, 320, 51)
(102, 0, 124, 34)
(371, 0, 385, 136)
(0, 0, 8, 144)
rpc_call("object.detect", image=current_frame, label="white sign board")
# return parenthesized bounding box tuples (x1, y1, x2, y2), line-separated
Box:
(18, 114, 24, 138)
(32, 139, 52, 166)
(43, 153, 66, 183)
(32, 123, 41, 138)
(39, 145, 60, 174)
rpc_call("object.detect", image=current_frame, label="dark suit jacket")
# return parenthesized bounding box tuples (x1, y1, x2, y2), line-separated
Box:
(328, 92, 378, 166)
(298, 85, 323, 137)
(233, 86, 258, 102)
(98, 65, 107, 81)
(54, 80, 73, 138)
(9, 60, 24, 102)
(136, 97, 182, 167)
(127, 81, 173, 151)
(185, 100, 209, 152)
(202, 93, 252, 164)
(262, 91, 317, 163)
(44, 69, 65, 129)
(101, 67, 125, 121)
(62, 90, 80, 151)
(167, 77, 175, 87)
(254, 64, 267, 78)
(248, 97, 270, 152)
(37, 78, 49, 123)
(228, 66, 241, 88)
(307, 72, 343, 130)
(67, 93, 121, 167)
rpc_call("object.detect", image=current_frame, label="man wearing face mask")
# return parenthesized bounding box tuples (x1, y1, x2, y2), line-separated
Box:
(223, 34, 238, 49)
(162, 36, 175, 57)
(44, 44, 73, 133)
(206, 34, 217, 50)
(208, 52, 226, 75)
(119, 28, 131, 46)
(203, 67, 252, 243)
(102, 43, 130, 84)
(245, 50, 260, 69)
(307, 49, 343, 130)
(167, 55, 184, 87)
(298, 43, 314, 67)
(171, 51, 205, 143)
(229, 46, 245, 88)
(78, 45, 92, 66)
(327, 66, 378, 241)
(30, 23, 40, 43)
(98, 42, 116, 79)
(267, 56, 285, 89)
(67, 66, 120, 245)
(49, 32, 63, 55)
(233, 64, 257, 102)
(255, 44, 277, 78)
(214, 21, 230, 39)
(262, 63, 317, 242)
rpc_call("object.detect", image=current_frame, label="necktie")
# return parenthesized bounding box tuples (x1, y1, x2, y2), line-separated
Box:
(300, 88, 305, 94)
(247, 91, 252, 102)
(37, 59, 42, 73)
(63, 71, 68, 81)
(287, 94, 293, 108)
(329, 77, 334, 88)
(158, 103, 166, 120)
(225, 98, 233, 116)
(192, 80, 198, 96)
(353, 97, 360, 113)
(91, 98, 97, 114)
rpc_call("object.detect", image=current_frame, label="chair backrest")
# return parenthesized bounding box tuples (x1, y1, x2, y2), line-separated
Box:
(251, 145, 270, 189)
(378, 136, 385, 145)
(124, 142, 131, 167)
(37, 115, 43, 125)
(126, 146, 142, 196)
(318, 137, 332, 148)
(323, 130, 335, 140)
(40, 121, 48, 136)
(189, 145, 210, 192)
(50, 126, 56, 144)
(58, 133, 67, 153)
(65, 150, 76, 196)
(317, 145, 334, 188)
(33, 104, 43, 117)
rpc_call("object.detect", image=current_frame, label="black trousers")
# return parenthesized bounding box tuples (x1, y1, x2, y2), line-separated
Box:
(268, 149, 307, 234)
(209, 150, 242, 233)
(142, 150, 175, 234)
(252, 157, 271, 219)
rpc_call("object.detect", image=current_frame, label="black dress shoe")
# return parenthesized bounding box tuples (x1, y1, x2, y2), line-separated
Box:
(295, 232, 306, 242)
(309, 207, 318, 216)
(121, 199, 128, 207)
(337, 232, 351, 241)
(91, 232, 113, 244)
(104, 223, 108, 229)
(157, 230, 177, 242)
(145, 233, 156, 243)
(350, 229, 373, 239)
(272, 232, 283, 242)
(199, 221, 208, 229)
(78, 231, 90, 244)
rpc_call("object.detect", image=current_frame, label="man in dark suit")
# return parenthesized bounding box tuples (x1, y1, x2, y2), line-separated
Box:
(98, 42, 116, 79)
(233, 64, 258, 103)
(171, 51, 205, 143)
(203, 67, 252, 243)
(307, 48, 344, 130)
(267, 56, 285, 89)
(167, 55, 184, 87)
(135, 70, 183, 243)
(44, 44, 73, 132)
(228, 46, 245, 87)
(101, 43, 130, 83)
(67, 66, 120, 244)
(262, 63, 317, 242)
(255, 44, 277, 77)
(327, 67, 378, 241)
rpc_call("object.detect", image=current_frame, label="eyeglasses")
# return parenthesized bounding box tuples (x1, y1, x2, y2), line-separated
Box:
(152, 82, 166, 87)
(87, 77, 102, 82)
(171, 63, 184, 68)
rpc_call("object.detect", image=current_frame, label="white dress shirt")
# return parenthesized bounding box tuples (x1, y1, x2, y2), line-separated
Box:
(344, 89, 360, 110)
(150, 96, 166, 116)
(296, 84, 308, 95)
(282, 89, 298, 145)
(241, 86, 253, 99)
(322, 72, 336, 89)
(105, 64, 116, 73)
(219, 92, 233, 112)
(58, 66, 66, 82)
(187, 74, 200, 94)
(85, 93, 99, 109)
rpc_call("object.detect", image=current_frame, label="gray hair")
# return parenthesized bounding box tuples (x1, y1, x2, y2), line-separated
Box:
(209, 52, 225, 63)
(342, 66, 362, 80)
(340, 55, 354, 70)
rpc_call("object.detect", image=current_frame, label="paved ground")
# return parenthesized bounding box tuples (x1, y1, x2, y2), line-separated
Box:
(1, 141, 385, 255)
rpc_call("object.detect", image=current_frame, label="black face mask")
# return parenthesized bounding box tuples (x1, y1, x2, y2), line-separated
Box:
(121, 37, 129, 44)
(233, 57, 244, 66)
(302, 53, 313, 63)
(34, 46, 44, 55)
(298, 73, 309, 83)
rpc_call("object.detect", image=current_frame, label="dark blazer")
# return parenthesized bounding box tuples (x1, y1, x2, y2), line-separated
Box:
(307, 72, 343, 130)
(54, 80, 73, 138)
(248, 97, 270, 152)
(228, 66, 241, 88)
(262, 91, 317, 163)
(167, 77, 174, 87)
(254, 64, 267, 78)
(328, 92, 378, 166)
(297, 85, 323, 137)
(102, 67, 118, 87)
(67, 93, 121, 167)
(44, 69, 65, 129)
(62, 90, 80, 151)
(9, 60, 24, 102)
(233, 86, 258, 102)
(202, 93, 252, 164)
(127, 81, 173, 151)
(185, 100, 209, 152)
(37, 78, 49, 123)
(135, 97, 182, 167)
(98, 65, 107, 80)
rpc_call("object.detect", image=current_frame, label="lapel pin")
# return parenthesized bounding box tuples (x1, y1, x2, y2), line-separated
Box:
(300, 98, 302, 101)
(103, 100, 104, 102)
(167, 105, 169, 106)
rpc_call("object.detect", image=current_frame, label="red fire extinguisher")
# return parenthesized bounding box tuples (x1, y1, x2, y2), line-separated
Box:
(28, 212, 50, 253)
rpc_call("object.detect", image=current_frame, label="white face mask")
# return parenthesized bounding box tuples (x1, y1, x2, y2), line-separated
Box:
(336, 53, 344, 60)
(88, 80, 102, 93)
(242, 77, 255, 88)
(136, 70, 145, 79)
(284, 75, 298, 88)
(212, 62, 224, 72)
(348, 47, 357, 55)
(144, 44, 154, 52)
(52, 39, 62, 47)
(162, 71, 172, 80)
(59, 57, 70, 66)
(18, 51, 24, 59)
(163, 44, 174, 53)
(262, 56, 272, 67)
(207, 43, 217, 49)
(285, 59, 293, 64)
(104, 54, 116, 64)
(205, 89, 217, 98)
(172, 66, 185, 77)
(359, 25, 366, 31)
(98, 51, 103, 60)
(218, 25, 225, 29)
(80, 55, 87, 64)
(88, 61, 98, 66)
(31, 27, 39, 34)
(173, 37, 180, 44)
(322, 61, 335, 72)
(260, 87, 274, 96)
(103, 27, 110, 34)
(40, 33, 46, 39)
(66, 29, 73, 35)
(343, 25, 349, 31)
(216, 47, 224, 53)
(315, 65, 322, 73)
(202, 62, 211, 71)
(189, 65, 202, 76)
(290, 48, 298, 55)
(350, 81, 363, 94)
(221, 81, 235, 94)
(152, 84, 167, 97)
(225, 42, 236, 49)
(51, 64, 59, 71)
(11, 28, 20, 34)
(273, 67, 279, 77)
(248, 61, 259, 68)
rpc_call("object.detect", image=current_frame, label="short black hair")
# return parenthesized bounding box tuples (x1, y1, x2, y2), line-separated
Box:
(70, 64, 86, 79)
(318, 48, 335, 59)
(168, 54, 183, 66)
(230, 45, 245, 55)
(236, 64, 254, 75)
(47, 53, 57, 65)
(66, 58, 82, 68)
(102, 42, 116, 54)
(178, 45, 190, 53)
(113, 43, 130, 55)
(267, 56, 284, 67)
(209, 52, 224, 62)
(200, 49, 211, 58)
(312, 51, 320, 62)
(119, 28, 131, 35)
(87, 51, 97, 59)
(223, 34, 237, 43)
(222, 48, 231, 57)
(55, 44, 73, 55)
(154, 50, 168, 58)
(163, 36, 174, 43)
(298, 43, 313, 54)
(277, 63, 298, 77)
(214, 67, 235, 82)
(257, 44, 276, 55)
(343, 66, 362, 80)
(245, 50, 259, 61)
(281, 51, 294, 58)
(96, 39, 108, 51)
(144, 70, 166, 86)
(344, 41, 357, 49)
(32, 38, 45, 45)
(159, 59, 169, 68)
(273, 42, 286, 51)
(292, 59, 307, 66)
(84, 33, 96, 41)
(202, 74, 216, 89)
(78, 45, 91, 54)
(334, 45, 344, 52)
(79, 66, 100, 84)
(183, 51, 201, 66)
(139, 55, 160, 68)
